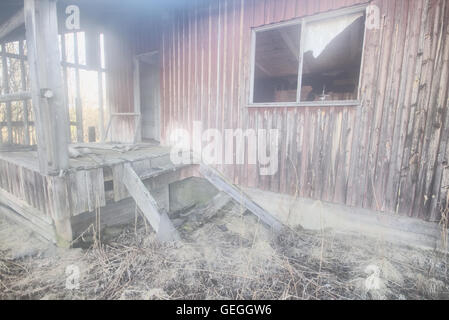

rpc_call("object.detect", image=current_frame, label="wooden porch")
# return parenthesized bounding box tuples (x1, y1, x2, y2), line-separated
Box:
(0, 141, 282, 246)
(0, 143, 198, 246)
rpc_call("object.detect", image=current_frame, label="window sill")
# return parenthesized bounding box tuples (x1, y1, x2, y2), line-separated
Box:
(246, 100, 362, 108)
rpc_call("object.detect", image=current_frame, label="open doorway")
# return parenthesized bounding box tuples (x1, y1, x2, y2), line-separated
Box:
(135, 51, 161, 143)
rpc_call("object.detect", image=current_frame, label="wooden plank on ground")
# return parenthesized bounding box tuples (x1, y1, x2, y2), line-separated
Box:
(0, 188, 55, 243)
(0, 204, 56, 244)
(199, 164, 284, 232)
(122, 163, 179, 241)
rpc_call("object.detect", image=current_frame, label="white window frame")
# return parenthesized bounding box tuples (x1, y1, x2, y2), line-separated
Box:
(248, 4, 368, 108)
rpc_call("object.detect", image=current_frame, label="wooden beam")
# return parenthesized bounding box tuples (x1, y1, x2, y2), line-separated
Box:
(0, 205, 55, 244)
(74, 32, 84, 143)
(0, 8, 24, 42)
(0, 91, 31, 103)
(0, 51, 27, 60)
(1, 44, 13, 144)
(133, 58, 142, 143)
(61, 61, 106, 72)
(111, 112, 141, 116)
(60, 34, 72, 143)
(98, 69, 105, 142)
(0, 120, 35, 127)
(19, 40, 30, 145)
(122, 163, 180, 242)
(24, 0, 70, 174)
(0, 51, 106, 72)
(47, 175, 72, 246)
(199, 164, 284, 232)
(0, 188, 56, 243)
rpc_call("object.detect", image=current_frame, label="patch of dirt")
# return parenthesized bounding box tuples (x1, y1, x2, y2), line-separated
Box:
(0, 195, 448, 300)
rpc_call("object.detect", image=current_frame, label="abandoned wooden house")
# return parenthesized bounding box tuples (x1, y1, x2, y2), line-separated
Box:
(0, 0, 448, 247)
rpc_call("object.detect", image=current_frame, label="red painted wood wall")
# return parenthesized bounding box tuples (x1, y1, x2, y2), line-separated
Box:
(106, 0, 449, 221)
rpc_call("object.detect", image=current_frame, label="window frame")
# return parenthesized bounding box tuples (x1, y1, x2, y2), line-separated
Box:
(248, 4, 368, 108)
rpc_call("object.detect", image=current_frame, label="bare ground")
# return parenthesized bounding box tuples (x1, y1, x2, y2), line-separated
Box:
(0, 196, 448, 300)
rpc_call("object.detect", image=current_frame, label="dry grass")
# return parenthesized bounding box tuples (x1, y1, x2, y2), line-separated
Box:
(1, 199, 449, 300)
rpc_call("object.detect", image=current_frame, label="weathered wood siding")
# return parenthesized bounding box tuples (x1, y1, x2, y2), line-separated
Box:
(108, 0, 449, 222)
(0, 147, 186, 221)
(0, 156, 104, 220)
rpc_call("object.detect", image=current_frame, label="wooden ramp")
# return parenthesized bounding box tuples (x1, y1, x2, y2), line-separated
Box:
(122, 163, 180, 242)
(199, 164, 284, 232)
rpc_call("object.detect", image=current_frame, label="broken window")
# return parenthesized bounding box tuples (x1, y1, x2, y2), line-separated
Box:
(0, 41, 35, 146)
(251, 8, 366, 105)
(62, 31, 107, 143)
(301, 12, 365, 102)
(253, 24, 301, 103)
(0, 28, 106, 146)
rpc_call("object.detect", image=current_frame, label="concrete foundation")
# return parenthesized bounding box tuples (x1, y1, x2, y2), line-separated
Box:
(169, 177, 219, 213)
(244, 187, 449, 251)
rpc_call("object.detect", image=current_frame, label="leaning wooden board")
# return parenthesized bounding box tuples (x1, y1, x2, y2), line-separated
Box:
(199, 164, 284, 232)
(122, 163, 179, 242)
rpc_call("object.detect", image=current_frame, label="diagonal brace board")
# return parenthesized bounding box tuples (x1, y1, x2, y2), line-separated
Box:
(0, 8, 24, 41)
(122, 163, 179, 241)
(199, 164, 284, 232)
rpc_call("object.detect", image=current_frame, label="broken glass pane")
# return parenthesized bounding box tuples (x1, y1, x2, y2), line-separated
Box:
(300, 13, 365, 102)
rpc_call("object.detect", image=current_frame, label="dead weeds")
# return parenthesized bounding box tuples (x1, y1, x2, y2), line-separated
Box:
(0, 198, 448, 300)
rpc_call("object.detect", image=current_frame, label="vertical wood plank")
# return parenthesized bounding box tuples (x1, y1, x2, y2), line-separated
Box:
(24, 0, 70, 174)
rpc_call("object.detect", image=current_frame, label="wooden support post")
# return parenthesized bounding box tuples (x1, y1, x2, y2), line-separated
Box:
(122, 163, 180, 242)
(19, 40, 30, 145)
(24, 0, 70, 174)
(100, 33, 108, 142)
(94, 32, 105, 142)
(1, 43, 13, 144)
(98, 69, 105, 141)
(60, 33, 72, 143)
(133, 58, 142, 143)
(48, 175, 72, 247)
(74, 32, 84, 142)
